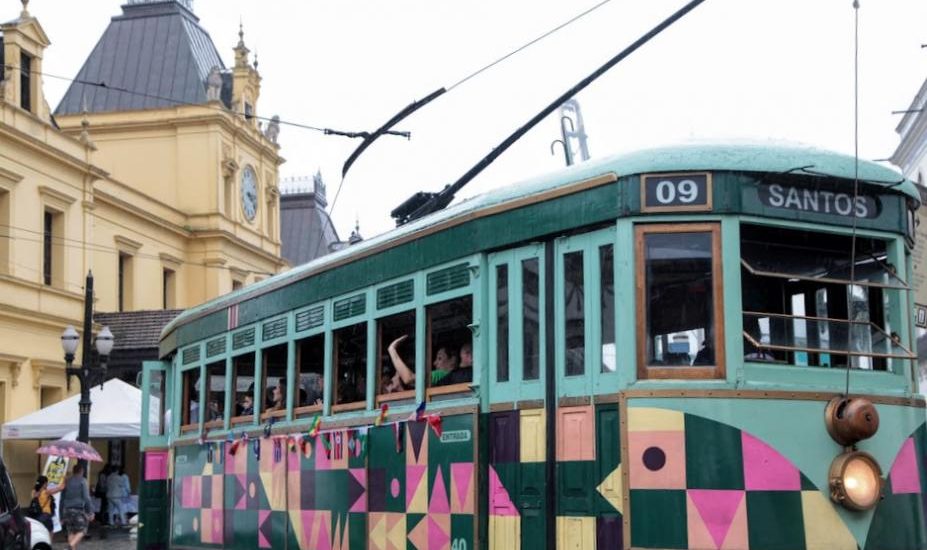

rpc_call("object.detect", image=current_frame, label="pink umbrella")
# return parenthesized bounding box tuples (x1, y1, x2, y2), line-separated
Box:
(36, 439, 103, 462)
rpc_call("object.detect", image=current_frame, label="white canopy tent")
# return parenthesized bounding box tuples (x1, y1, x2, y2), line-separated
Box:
(1, 378, 159, 440)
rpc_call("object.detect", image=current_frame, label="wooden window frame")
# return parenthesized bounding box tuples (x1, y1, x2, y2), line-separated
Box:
(259, 343, 288, 421)
(424, 295, 474, 400)
(179, 368, 199, 433)
(203, 360, 226, 428)
(332, 322, 367, 410)
(375, 310, 417, 406)
(229, 352, 256, 425)
(294, 332, 325, 415)
(635, 223, 725, 380)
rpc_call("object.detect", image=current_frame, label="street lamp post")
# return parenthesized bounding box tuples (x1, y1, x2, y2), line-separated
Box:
(60, 272, 115, 469)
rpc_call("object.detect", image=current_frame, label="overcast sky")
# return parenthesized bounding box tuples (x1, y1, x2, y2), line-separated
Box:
(19, 0, 927, 238)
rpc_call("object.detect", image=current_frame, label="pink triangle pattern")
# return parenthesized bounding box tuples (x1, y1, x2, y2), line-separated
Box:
(350, 468, 368, 512)
(406, 465, 426, 509)
(428, 515, 451, 550)
(407, 515, 428, 550)
(451, 463, 474, 512)
(316, 515, 332, 550)
(429, 468, 450, 514)
(689, 490, 744, 549)
(890, 437, 922, 494)
(258, 510, 271, 548)
(742, 432, 800, 491)
(488, 466, 519, 517)
(234, 474, 247, 510)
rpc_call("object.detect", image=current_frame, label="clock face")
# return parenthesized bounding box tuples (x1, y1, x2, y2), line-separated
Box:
(240, 166, 258, 221)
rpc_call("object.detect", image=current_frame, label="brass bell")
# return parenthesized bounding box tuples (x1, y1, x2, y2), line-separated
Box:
(825, 396, 879, 447)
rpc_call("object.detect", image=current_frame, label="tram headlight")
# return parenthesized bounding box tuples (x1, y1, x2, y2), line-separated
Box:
(829, 451, 883, 511)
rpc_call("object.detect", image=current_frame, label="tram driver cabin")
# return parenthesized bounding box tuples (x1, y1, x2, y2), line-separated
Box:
(141, 143, 926, 550)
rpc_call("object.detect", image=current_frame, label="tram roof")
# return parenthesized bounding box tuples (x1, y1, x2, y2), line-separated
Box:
(161, 141, 917, 342)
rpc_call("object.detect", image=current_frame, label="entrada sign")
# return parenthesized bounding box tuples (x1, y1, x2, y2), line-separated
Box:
(758, 183, 879, 219)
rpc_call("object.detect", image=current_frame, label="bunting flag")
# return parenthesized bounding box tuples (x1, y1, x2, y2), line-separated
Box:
(408, 401, 426, 422)
(308, 414, 322, 437)
(252, 437, 261, 460)
(393, 422, 405, 453)
(322, 433, 333, 459)
(334, 432, 344, 460)
(273, 439, 283, 463)
(229, 432, 247, 456)
(375, 403, 389, 426)
(300, 434, 312, 457)
(287, 435, 297, 453)
(206, 441, 214, 463)
(427, 413, 443, 438)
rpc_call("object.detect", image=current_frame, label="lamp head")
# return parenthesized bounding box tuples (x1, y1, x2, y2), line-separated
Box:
(61, 325, 79, 357)
(95, 326, 114, 357)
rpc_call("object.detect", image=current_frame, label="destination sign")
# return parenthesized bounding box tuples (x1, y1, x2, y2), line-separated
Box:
(758, 183, 879, 219)
(641, 173, 712, 212)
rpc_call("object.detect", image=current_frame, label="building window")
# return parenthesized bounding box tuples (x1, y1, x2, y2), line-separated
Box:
(163, 268, 176, 309)
(0, 189, 9, 275)
(232, 279, 243, 292)
(19, 51, 31, 112)
(244, 102, 253, 120)
(118, 253, 134, 312)
(636, 223, 724, 379)
(333, 322, 367, 409)
(42, 211, 52, 285)
(43, 210, 64, 287)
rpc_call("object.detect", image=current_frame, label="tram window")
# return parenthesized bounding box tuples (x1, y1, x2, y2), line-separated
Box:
(740, 224, 908, 369)
(148, 370, 165, 436)
(296, 333, 324, 410)
(496, 265, 510, 382)
(333, 322, 367, 407)
(427, 296, 473, 390)
(262, 344, 287, 417)
(181, 369, 199, 427)
(563, 251, 585, 376)
(600, 244, 616, 372)
(204, 361, 225, 424)
(637, 224, 723, 378)
(231, 354, 255, 420)
(378, 311, 416, 399)
(523, 258, 540, 381)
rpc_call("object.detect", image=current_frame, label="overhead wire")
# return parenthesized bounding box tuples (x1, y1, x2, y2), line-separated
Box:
(845, 0, 860, 396)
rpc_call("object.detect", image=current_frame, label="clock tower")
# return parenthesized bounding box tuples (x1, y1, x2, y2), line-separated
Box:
(53, 0, 287, 308)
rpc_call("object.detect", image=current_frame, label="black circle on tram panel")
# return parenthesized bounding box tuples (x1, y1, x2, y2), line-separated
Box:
(642, 446, 666, 471)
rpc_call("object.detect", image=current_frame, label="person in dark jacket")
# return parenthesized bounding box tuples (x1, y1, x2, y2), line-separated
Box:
(61, 463, 94, 550)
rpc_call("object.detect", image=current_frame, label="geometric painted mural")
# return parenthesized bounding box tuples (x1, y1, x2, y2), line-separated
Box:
(626, 406, 890, 550)
(170, 414, 475, 550)
(866, 422, 927, 550)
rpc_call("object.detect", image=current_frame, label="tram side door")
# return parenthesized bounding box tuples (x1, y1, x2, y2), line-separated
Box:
(552, 227, 620, 549)
(139, 360, 172, 550)
(486, 243, 549, 548)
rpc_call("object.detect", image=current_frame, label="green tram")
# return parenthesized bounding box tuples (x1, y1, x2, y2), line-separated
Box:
(139, 143, 927, 550)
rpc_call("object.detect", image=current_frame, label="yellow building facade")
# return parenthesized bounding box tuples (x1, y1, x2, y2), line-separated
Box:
(0, 0, 286, 498)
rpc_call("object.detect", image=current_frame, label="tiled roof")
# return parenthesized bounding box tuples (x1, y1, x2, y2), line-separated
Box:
(55, 1, 226, 115)
(95, 309, 183, 350)
(280, 193, 341, 266)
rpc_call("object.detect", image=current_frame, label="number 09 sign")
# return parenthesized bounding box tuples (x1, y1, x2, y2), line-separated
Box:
(641, 172, 712, 213)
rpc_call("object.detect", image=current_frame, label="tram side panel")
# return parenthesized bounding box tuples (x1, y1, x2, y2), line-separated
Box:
(624, 397, 927, 550)
(167, 413, 477, 550)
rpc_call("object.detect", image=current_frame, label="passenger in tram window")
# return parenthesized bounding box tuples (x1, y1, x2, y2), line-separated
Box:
(266, 383, 286, 413)
(238, 393, 254, 416)
(743, 338, 774, 361)
(692, 340, 714, 366)
(432, 341, 473, 386)
(384, 334, 415, 393)
(207, 400, 222, 421)
(301, 373, 323, 406)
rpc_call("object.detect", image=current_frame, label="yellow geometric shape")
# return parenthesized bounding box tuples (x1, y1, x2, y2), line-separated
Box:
(387, 513, 407, 550)
(489, 515, 520, 550)
(369, 513, 387, 550)
(801, 490, 858, 550)
(596, 463, 623, 514)
(201, 461, 214, 476)
(520, 409, 546, 462)
(556, 516, 595, 550)
(287, 510, 304, 550)
(408, 468, 428, 514)
(628, 407, 684, 432)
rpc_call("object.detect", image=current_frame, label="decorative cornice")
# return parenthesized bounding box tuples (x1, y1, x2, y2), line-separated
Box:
(0, 166, 24, 188)
(114, 235, 143, 253)
(38, 185, 78, 207)
(159, 252, 183, 268)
